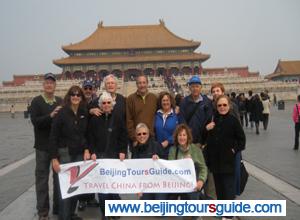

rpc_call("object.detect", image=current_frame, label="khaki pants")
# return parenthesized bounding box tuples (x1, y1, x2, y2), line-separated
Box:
(204, 171, 217, 199)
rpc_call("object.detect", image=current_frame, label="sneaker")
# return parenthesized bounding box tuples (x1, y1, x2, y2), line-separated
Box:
(39, 216, 49, 220)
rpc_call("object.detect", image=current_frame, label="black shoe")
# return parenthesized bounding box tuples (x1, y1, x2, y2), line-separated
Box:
(256, 131, 259, 135)
(86, 198, 99, 207)
(294, 147, 298, 150)
(71, 214, 82, 220)
(78, 201, 86, 211)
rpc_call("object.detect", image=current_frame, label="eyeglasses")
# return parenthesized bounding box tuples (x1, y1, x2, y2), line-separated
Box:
(70, 93, 81, 97)
(102, 101, 111, 105)
(217, 104, 228, 107)
(137, 132, 148, 136)
(84, 87, 93, 91)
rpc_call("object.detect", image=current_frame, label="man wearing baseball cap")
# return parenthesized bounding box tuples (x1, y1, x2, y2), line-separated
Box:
(82, 80, 97, 107)
(77, 79, 100, 211)
(180, 75, 213, 144)
(30, 73, 62, 219)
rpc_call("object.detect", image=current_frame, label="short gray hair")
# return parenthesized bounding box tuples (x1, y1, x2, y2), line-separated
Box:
(103, 74, 117, 85)
(135, 123, 149, 132)
(98, 91, 116, 108)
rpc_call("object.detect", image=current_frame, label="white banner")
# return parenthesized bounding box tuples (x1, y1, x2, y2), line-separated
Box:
(58, 158, 196, 199)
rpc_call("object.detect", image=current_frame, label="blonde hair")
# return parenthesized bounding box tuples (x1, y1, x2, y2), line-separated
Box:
(135, 123, 149, 134)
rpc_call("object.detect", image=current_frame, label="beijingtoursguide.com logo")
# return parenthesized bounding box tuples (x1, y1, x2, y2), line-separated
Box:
(66, 162, 98, 194)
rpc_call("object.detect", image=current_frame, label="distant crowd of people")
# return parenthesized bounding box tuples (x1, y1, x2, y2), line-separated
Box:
(30, 72, 283, 220)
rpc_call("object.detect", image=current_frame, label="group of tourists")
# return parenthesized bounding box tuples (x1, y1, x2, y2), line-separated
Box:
(30, 72, 250, 220)
(231, 90, 271, 135)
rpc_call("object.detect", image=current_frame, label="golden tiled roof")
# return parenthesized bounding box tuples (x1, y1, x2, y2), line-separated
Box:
(53, 53, 209, 66)
(266, 60, 300, 79)
(62, 21, 200, 51)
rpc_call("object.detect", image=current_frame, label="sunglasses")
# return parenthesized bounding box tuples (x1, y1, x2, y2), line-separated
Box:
(217, 103, 228, 107)
(70, 93, 81, 97)
(84, 87, 93, 91)
(137, 132, 148, 136)
(102, 101, 111, 105)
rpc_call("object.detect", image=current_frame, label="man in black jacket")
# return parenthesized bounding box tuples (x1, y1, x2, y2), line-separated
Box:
(30, 73, 62, 220)
(77, 79, 100, 211)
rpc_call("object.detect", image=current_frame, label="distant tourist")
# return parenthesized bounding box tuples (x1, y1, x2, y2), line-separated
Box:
(237, 93, 248, 127)
(292, 95, 300, 150)
(10, 104, 15, 118)
(273, 93, 277, 106)
(246, 90, 254, 128)
(250, 94, 264, 135)
(261, 92, 271, 130)
(30, 73, 62, 220)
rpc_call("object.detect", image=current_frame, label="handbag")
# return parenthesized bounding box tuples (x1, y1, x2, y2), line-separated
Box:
(240, 161, 249, 194)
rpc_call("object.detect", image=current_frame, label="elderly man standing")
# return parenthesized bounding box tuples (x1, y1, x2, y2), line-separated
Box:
(30, 73, 62, 220)
(180, 75, 213, 144)
(90, 74, 126, 120)
(126, 74, 157, 148)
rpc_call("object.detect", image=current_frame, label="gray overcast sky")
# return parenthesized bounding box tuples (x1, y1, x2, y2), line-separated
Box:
(1, 0, 300, 82)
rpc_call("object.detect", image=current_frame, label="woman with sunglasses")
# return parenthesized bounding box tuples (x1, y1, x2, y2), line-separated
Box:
(88, 91, 128, 219)
(132, 123, 164, 200)
(50, 85, 89, 220)
(204, 95, 245, 220)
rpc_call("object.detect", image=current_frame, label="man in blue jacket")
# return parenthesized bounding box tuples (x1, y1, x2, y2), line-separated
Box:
(180, 75, 213, 144)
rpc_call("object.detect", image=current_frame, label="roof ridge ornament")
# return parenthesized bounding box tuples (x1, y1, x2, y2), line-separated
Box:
(98, 21, 103, 28)
(159, 19, 165, 26)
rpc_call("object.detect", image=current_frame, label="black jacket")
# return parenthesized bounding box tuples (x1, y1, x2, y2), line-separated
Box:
(49, 106, 88, 159)
(250, 98, 263, 123)
(30, 95, 62, 151)
(131, 137, 162, 159)
(203, 113, 246, 174)
(88, 110, 128, 158)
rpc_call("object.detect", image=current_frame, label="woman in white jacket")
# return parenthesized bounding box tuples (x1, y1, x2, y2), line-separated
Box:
(261, 92, 271, 130)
